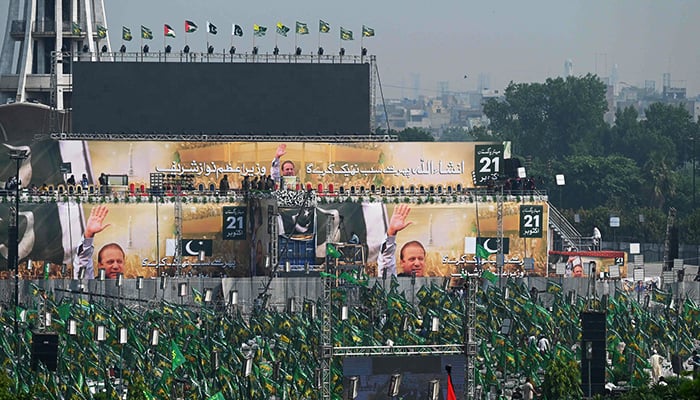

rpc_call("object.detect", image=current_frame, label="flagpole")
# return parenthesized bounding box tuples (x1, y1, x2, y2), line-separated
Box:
(230, 24, 234, 49)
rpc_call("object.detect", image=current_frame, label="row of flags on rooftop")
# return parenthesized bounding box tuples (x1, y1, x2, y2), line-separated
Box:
(111, 20, 375, 41)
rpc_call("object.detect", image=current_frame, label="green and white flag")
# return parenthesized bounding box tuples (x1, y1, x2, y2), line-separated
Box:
(122, 26, 132, 41)
(319, 20, 330, 33)
(72, 22, 82, 35)
(296, 21, 309, 35)
(171, 340, 186, 370)
(362, 25, 375, 37)
(254, 24, 267, 37)
(276, 22, 290, 37)
(340, 27, 353, 41)
(96, 24, 107, 39)
(141, 25, 153, 40)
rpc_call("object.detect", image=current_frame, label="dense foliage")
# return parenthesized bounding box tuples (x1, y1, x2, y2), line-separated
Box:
(395, 74, 700, 244)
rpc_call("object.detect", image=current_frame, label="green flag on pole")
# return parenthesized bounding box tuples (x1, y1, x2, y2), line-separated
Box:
(326, 243, 342, 259)
(171, 340, 186, 370)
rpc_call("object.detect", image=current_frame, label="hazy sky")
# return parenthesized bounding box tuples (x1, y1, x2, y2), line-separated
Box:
(4, 0, 700, 98)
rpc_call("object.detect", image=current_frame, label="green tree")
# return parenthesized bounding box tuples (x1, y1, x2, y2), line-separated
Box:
(483, 74, 608, 159)
(542, 357, 582, 399)
(397, 127, 434, 141)
(439, 127, 472, 142)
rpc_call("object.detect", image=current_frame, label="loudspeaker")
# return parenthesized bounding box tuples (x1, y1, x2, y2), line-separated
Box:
(669, 227, 679, 260)
(31, 333, 58, 371)
(502, 158, 522, 179)
(580, 312, 605, 397)
(671, 353, 682, 374)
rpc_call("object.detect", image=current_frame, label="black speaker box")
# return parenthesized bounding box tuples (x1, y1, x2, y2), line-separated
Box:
(580, 312, 606, 397)
(31, 333, 59, 371)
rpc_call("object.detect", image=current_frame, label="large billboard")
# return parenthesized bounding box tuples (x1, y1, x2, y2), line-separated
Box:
(1, 141, 550, 278)
(71, 62, 370, 136)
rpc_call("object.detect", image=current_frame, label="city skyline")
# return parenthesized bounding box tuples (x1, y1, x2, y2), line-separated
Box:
(2, 0, 699, 99)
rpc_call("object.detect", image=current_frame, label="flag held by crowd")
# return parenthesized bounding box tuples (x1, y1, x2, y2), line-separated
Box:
(207, 21, 218, 35)
(122, 26, 132, 41)
(296, 21, 309, 35)
(164, 24, 175, 38)
(141, 26, 153, 40)
(185, 20, 198, 33)
(340, 27, 353, 41)
(276, 22, 290, 37)
(254, 24, 267, 37)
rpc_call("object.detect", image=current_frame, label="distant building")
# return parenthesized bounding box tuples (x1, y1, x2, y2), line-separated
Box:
(564, 59, 574, 77)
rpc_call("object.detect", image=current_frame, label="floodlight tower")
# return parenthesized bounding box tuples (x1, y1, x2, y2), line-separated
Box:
(0, 0, 111, 108)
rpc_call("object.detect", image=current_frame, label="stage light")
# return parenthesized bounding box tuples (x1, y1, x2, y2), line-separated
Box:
(95, 325, 107, 342)
(211, 350, 220, 370)
(388, 374, 402, 397)
(183, 45, 190, 53)
(136, 276, 144, 290)
(244, 357, 253, 377)
(119, 44, 126, 53)
(68, 319, 78, 335)
(346, 376, 359, 399)
(318, 47, 324, 55)
(119, 327, 128, 344)
(428, 379, 440, 400)
(204, 288, 213, 303)
(273, 46, 279, 55)
(149, 329, 159, 346)
(252, 46, 258, 55)
(142, 44, 149, 53)
(229, 290, 238, 305)
(116, 273, 123, 287)
(165, 45, 172, 53)
(98, 269, 105, 281)
(431, 316, 440, 332)
(295, 47, 302, 56)
(339, 47, 345, 56)
(178, 282, 188, 297)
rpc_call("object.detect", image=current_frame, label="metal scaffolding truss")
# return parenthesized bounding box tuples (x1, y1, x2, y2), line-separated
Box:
(333, 344, 464, 357)
(49, 133, 397, 142)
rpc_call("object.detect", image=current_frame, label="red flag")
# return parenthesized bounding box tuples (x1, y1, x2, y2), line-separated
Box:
(446, 364, 457, 400)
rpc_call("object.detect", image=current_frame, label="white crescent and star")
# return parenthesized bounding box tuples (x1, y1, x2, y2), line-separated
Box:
(482, 238, 497, 253)
(184, 240, 204, 255)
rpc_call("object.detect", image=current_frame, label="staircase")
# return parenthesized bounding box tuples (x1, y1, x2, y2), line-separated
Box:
(548, 202, 595, 251)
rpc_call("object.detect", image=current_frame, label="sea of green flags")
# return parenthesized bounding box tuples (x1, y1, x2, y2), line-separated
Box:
(0, 277, 697, 398)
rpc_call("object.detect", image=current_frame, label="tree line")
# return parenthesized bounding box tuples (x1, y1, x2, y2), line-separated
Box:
(383, 74, 700, 245)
